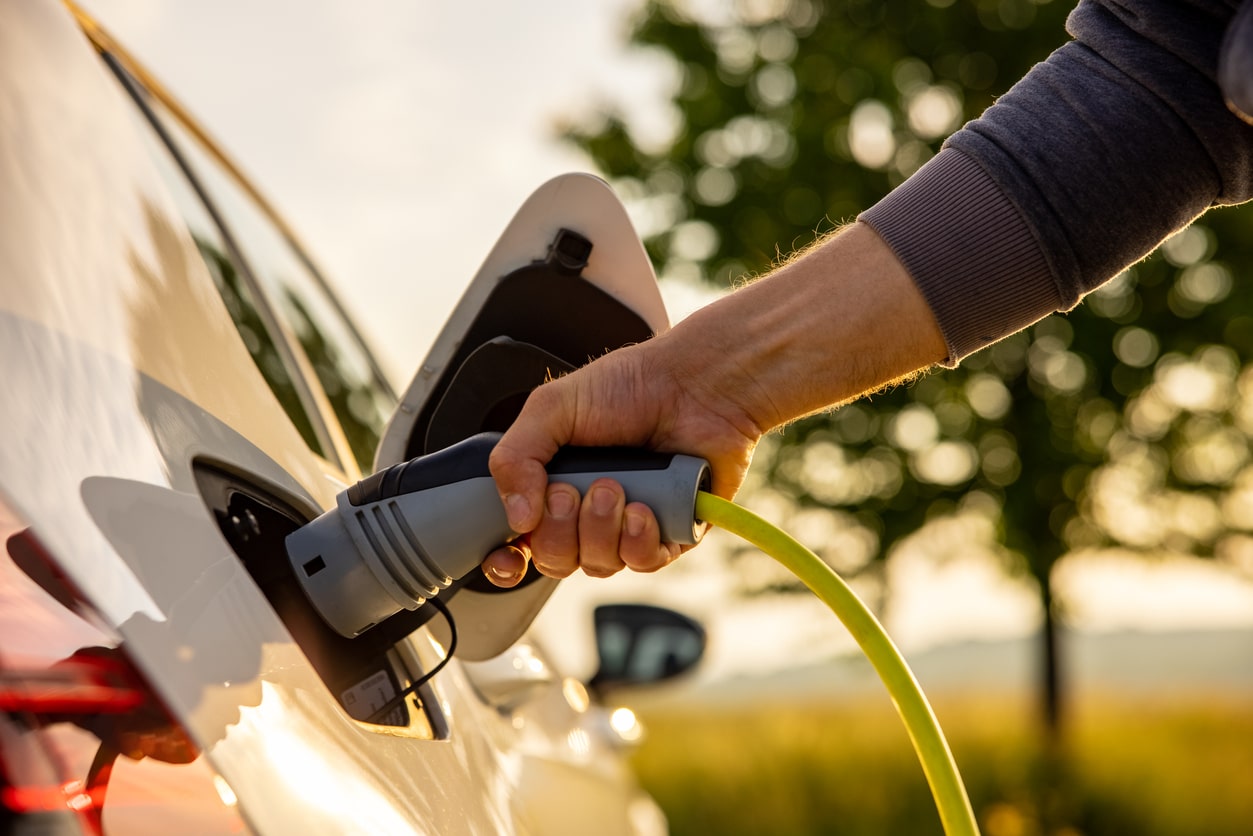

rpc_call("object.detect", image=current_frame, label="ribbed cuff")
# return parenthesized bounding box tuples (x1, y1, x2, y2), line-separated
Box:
(859, 148, 1061, 366)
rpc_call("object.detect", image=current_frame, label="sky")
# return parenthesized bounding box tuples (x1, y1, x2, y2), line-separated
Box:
(78, 0, 689, 383)
(76, 1, 1253, 680)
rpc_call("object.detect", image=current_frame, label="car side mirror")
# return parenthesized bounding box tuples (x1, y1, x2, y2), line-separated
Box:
(589, 604, 705, 691)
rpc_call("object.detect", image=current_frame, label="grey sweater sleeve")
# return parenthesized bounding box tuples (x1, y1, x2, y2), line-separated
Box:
(860, 0, 1253, 365)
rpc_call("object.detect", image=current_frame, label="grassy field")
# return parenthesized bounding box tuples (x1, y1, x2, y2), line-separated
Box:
(629, 691, 1253, 835)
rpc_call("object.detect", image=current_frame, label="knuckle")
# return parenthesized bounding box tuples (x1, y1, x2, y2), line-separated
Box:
(531, 558, 575, 579)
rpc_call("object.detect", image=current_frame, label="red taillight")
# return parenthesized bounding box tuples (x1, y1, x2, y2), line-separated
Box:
(0, 653, 146, 715)
(0, 710, 107, 834)
(2, 777, 100, 816)
(1, 498, 202, 833)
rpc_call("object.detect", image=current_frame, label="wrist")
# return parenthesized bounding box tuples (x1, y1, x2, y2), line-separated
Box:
(660, 222, 945, 432)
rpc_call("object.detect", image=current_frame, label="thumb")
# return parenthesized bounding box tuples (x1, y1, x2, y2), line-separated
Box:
(489, 383, 571, 533)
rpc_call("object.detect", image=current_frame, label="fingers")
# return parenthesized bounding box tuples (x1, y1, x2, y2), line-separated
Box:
(479, 480, 672, 587)
(621, 503, 681, 573)
(481, 544, 529, 588)
(577, 480, 627, 578)
(481, 336, 753, 586)
(489, 384, 570, 534)
(529, 484, 580, 578)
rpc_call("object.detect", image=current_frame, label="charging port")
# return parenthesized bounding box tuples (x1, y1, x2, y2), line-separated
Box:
(193, 462, 444, 734)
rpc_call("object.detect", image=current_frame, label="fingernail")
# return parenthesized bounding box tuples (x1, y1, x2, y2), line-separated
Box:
(488, 564, 521, 582)
(625, 509, 645, 538)
(547, 489, 576, 519)
(504, 494, 531, 529)
(591, 486, 616, 515)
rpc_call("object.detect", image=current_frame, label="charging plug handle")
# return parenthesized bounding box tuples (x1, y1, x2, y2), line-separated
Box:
(287, 432, 710, 638)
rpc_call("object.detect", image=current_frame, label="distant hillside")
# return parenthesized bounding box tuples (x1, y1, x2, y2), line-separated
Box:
(643, 628, 1253, 708)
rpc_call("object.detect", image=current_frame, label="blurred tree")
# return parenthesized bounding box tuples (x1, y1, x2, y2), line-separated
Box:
(281, 289, 390, 472)
(194, 237, 326, 456)
(565, 0, 1253, 736)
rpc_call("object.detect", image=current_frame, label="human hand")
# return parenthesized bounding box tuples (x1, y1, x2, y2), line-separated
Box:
(480, 222, 946, 586)
(482, 333, 763, 586)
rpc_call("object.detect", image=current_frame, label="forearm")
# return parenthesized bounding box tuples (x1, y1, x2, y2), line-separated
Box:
(656, 222, 947, 433)
(862, 0, 1253, 364)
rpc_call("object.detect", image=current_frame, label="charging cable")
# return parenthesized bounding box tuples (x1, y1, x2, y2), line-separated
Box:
(285, 432, 979, 834)
(696, 492, 980, 836)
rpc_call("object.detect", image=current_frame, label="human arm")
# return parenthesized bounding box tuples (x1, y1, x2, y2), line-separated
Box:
(482, 0, 1253, 585)
(482, 222, 947, 585)
(869, 0, 1253, 362)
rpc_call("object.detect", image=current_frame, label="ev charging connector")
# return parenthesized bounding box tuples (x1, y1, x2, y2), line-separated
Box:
(286, 432, 710, 638)
(284, 432, 980, 834)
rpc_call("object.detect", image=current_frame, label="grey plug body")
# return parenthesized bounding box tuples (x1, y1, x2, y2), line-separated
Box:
(286, 432, 710, 638)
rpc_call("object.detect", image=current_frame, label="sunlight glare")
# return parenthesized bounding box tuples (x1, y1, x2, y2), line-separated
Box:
(1156, 360, 1229, 412)
(694, 166, 738, 206)
(213, 774, 239, 807)
(965, 373, 1012, 420)
(906, 85, 962, 139)
(1160, 224, 1212, 267)
(1113, 327, 1159, 368)
(1177, 263, 1232, 305)
(566, 728, 592, 758)
(752, 63, 797, 108)
(610, 707, 644, 743)
(913, 440, 979, 485)
(889, 404, 939, 452)
(848, 100, 895, 169)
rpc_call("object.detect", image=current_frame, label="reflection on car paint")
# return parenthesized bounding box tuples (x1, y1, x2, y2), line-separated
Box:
(0, 501, 249, 834)
(2, 2, 682, 832)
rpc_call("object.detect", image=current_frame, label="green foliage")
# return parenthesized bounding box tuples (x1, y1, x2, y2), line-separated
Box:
(566, 0, 1253, 597)
(193, 236, 327, 457)
(569, 0, 1073, 283)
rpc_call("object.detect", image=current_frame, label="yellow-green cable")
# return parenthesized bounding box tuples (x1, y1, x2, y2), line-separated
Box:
(695, 492, 980, 836)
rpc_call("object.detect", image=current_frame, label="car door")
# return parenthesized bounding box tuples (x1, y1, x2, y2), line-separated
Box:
(140, 94, 679, 836)
(1, 3, 568, 833)
(88, 41, 545, 836)
(72, 4, 679, 835)
(4, 2, 680, 833)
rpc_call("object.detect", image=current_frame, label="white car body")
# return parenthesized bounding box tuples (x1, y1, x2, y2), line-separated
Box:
(0, 2, 696, 833)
